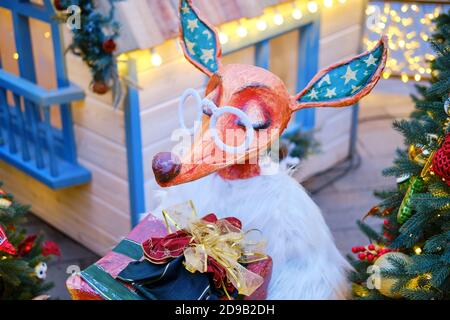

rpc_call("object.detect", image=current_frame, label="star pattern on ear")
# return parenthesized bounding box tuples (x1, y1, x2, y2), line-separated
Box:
(180, 0, 220, 75)
(298, 40, 385, 103)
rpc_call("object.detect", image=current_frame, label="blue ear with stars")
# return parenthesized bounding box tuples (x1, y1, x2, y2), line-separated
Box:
(179, 0, 222, 77)
(293, 36, 388, 111)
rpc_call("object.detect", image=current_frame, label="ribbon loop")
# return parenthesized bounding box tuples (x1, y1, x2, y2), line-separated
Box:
(146, 201, 267, 297)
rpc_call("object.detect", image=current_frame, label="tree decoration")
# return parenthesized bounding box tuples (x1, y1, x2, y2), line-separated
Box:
(53, 0, 67, 11)
(370, 252, 412, 298)
(0, 182, 58, 299)
(351, 243, 394, 262)
(41, 241, 61, 257)
(54, 0, 123, 105)
(0, 225, 16, 255)
(348, 11, 450, 300)
(431, 133, 450, 186)
(397, 176, 426, 224)
(34, 262, 48, 280)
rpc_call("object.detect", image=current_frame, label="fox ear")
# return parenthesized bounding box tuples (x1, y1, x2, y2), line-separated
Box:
(179, 0, 222, 77)
(292, 36, 388, 111)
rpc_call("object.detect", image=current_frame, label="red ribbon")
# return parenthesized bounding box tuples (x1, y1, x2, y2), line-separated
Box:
(0, 224, 17, 255)
(142, 213, 242, 292)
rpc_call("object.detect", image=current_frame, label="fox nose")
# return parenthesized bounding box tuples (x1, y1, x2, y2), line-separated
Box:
(152, 152, 182, 184)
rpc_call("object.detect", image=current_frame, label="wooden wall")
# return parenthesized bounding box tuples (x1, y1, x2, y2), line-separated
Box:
(0, 10, 130, 256)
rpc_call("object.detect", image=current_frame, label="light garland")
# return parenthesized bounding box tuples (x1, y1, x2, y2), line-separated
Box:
(365, 1, 448, 83)
(124, 0, 350, 71)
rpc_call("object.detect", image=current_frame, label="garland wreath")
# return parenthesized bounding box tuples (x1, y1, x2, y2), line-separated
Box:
(53, 0, 124, 106)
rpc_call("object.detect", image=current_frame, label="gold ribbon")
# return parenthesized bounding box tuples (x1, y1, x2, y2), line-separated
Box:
(161, 201, 267, 297)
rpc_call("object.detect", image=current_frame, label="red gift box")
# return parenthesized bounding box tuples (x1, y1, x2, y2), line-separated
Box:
(66, 213, 272, 300)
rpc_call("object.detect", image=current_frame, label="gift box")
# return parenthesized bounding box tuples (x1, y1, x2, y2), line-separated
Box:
(66, 207, 272, 300)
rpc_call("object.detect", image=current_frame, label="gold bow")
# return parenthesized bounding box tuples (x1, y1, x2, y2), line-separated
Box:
(162, 201, 267, 297)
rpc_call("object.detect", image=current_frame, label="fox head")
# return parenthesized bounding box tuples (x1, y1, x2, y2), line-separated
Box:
(152, 0, 387, 187)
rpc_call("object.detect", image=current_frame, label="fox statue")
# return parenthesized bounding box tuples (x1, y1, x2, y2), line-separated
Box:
(150, 0, 388, 299)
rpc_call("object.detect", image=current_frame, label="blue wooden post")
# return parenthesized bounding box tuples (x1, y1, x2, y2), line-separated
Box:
(296, 19, 320, 132)
(255, 40, 270, 70)
(125, 58, 146, 227)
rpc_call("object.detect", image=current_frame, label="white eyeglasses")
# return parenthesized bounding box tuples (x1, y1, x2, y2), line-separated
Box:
(178, 89, 254, 154)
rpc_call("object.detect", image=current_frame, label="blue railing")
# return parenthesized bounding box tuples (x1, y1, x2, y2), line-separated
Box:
(0, 69, 91, 189)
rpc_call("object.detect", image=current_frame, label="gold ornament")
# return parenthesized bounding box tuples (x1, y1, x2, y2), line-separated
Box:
(406, 273, 432, 291)
(408, 145, 425, 164)
(372, 252, 412, 298)
(352, 283, 370, 298)
(0, 198, 12, 209)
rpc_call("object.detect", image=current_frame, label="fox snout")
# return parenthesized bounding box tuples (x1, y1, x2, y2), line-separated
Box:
(152, 152, 182, 185)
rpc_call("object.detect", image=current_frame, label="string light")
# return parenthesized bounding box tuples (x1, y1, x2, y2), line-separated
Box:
(401, 73, 409, 83)
(13, 53, 19, 60)
(324, 0, 333, 9)
(219, 31, 229, 44)
(236, 22, 248, 38)
(292, 7, 303, 20)
(366, 2, 441, 82)
(273, 11, 285, 26)
(256, 19, 268, 31)
(366, 5, 376, 16)
(414, 246, 422, 255)
(307, 1, 318, 13)
(150, 49, 162, 67)
(44, 31, 51, 39)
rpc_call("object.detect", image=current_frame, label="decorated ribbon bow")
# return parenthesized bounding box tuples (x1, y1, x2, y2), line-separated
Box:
(0, 224, 17, 255)
(142, 201, 267, 297)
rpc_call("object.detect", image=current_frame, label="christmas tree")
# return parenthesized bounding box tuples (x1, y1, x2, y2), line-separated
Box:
(349, 10, 450, 300)
(0, 183, 60, 300)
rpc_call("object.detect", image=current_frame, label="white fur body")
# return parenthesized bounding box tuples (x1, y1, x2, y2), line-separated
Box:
(151, 172, 351, 300)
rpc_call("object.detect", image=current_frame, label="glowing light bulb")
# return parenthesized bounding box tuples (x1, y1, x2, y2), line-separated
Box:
(13, 53, 19, 60)
(401, 73, 409, 83)
(414, 246, 422, 255)
(219, 32, 229, 44)
(398, 40, 405, 48)
(411, 4, 418, 12)
(414, 74, 421, 82)
(292, 8, 303, 20)
(324, 0, 333, 8)
(419, 67, 425, 74)
(366, 5, 376, 16)
(256, 19, 268, 31)
(273, 13, 284, 26)
(307, 1, 318, 13)
(401, 4, 408, 13)
(150, 51, 162, 67)
(382, 71, 391, 79)
(236, 25, 248, 38)
(44, 32, 51, 39)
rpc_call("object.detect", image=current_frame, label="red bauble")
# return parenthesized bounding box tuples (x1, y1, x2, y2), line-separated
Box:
(92, 81, 109, 95)
(368, 244, 375, 251)
(432, 134, 450, 186)
(18, 234, 37, 256)
(42, 240, 61, 257)
(53, 0, 66, 11)
(358, 253, 366, 260)
(102, 39, 117, 54)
